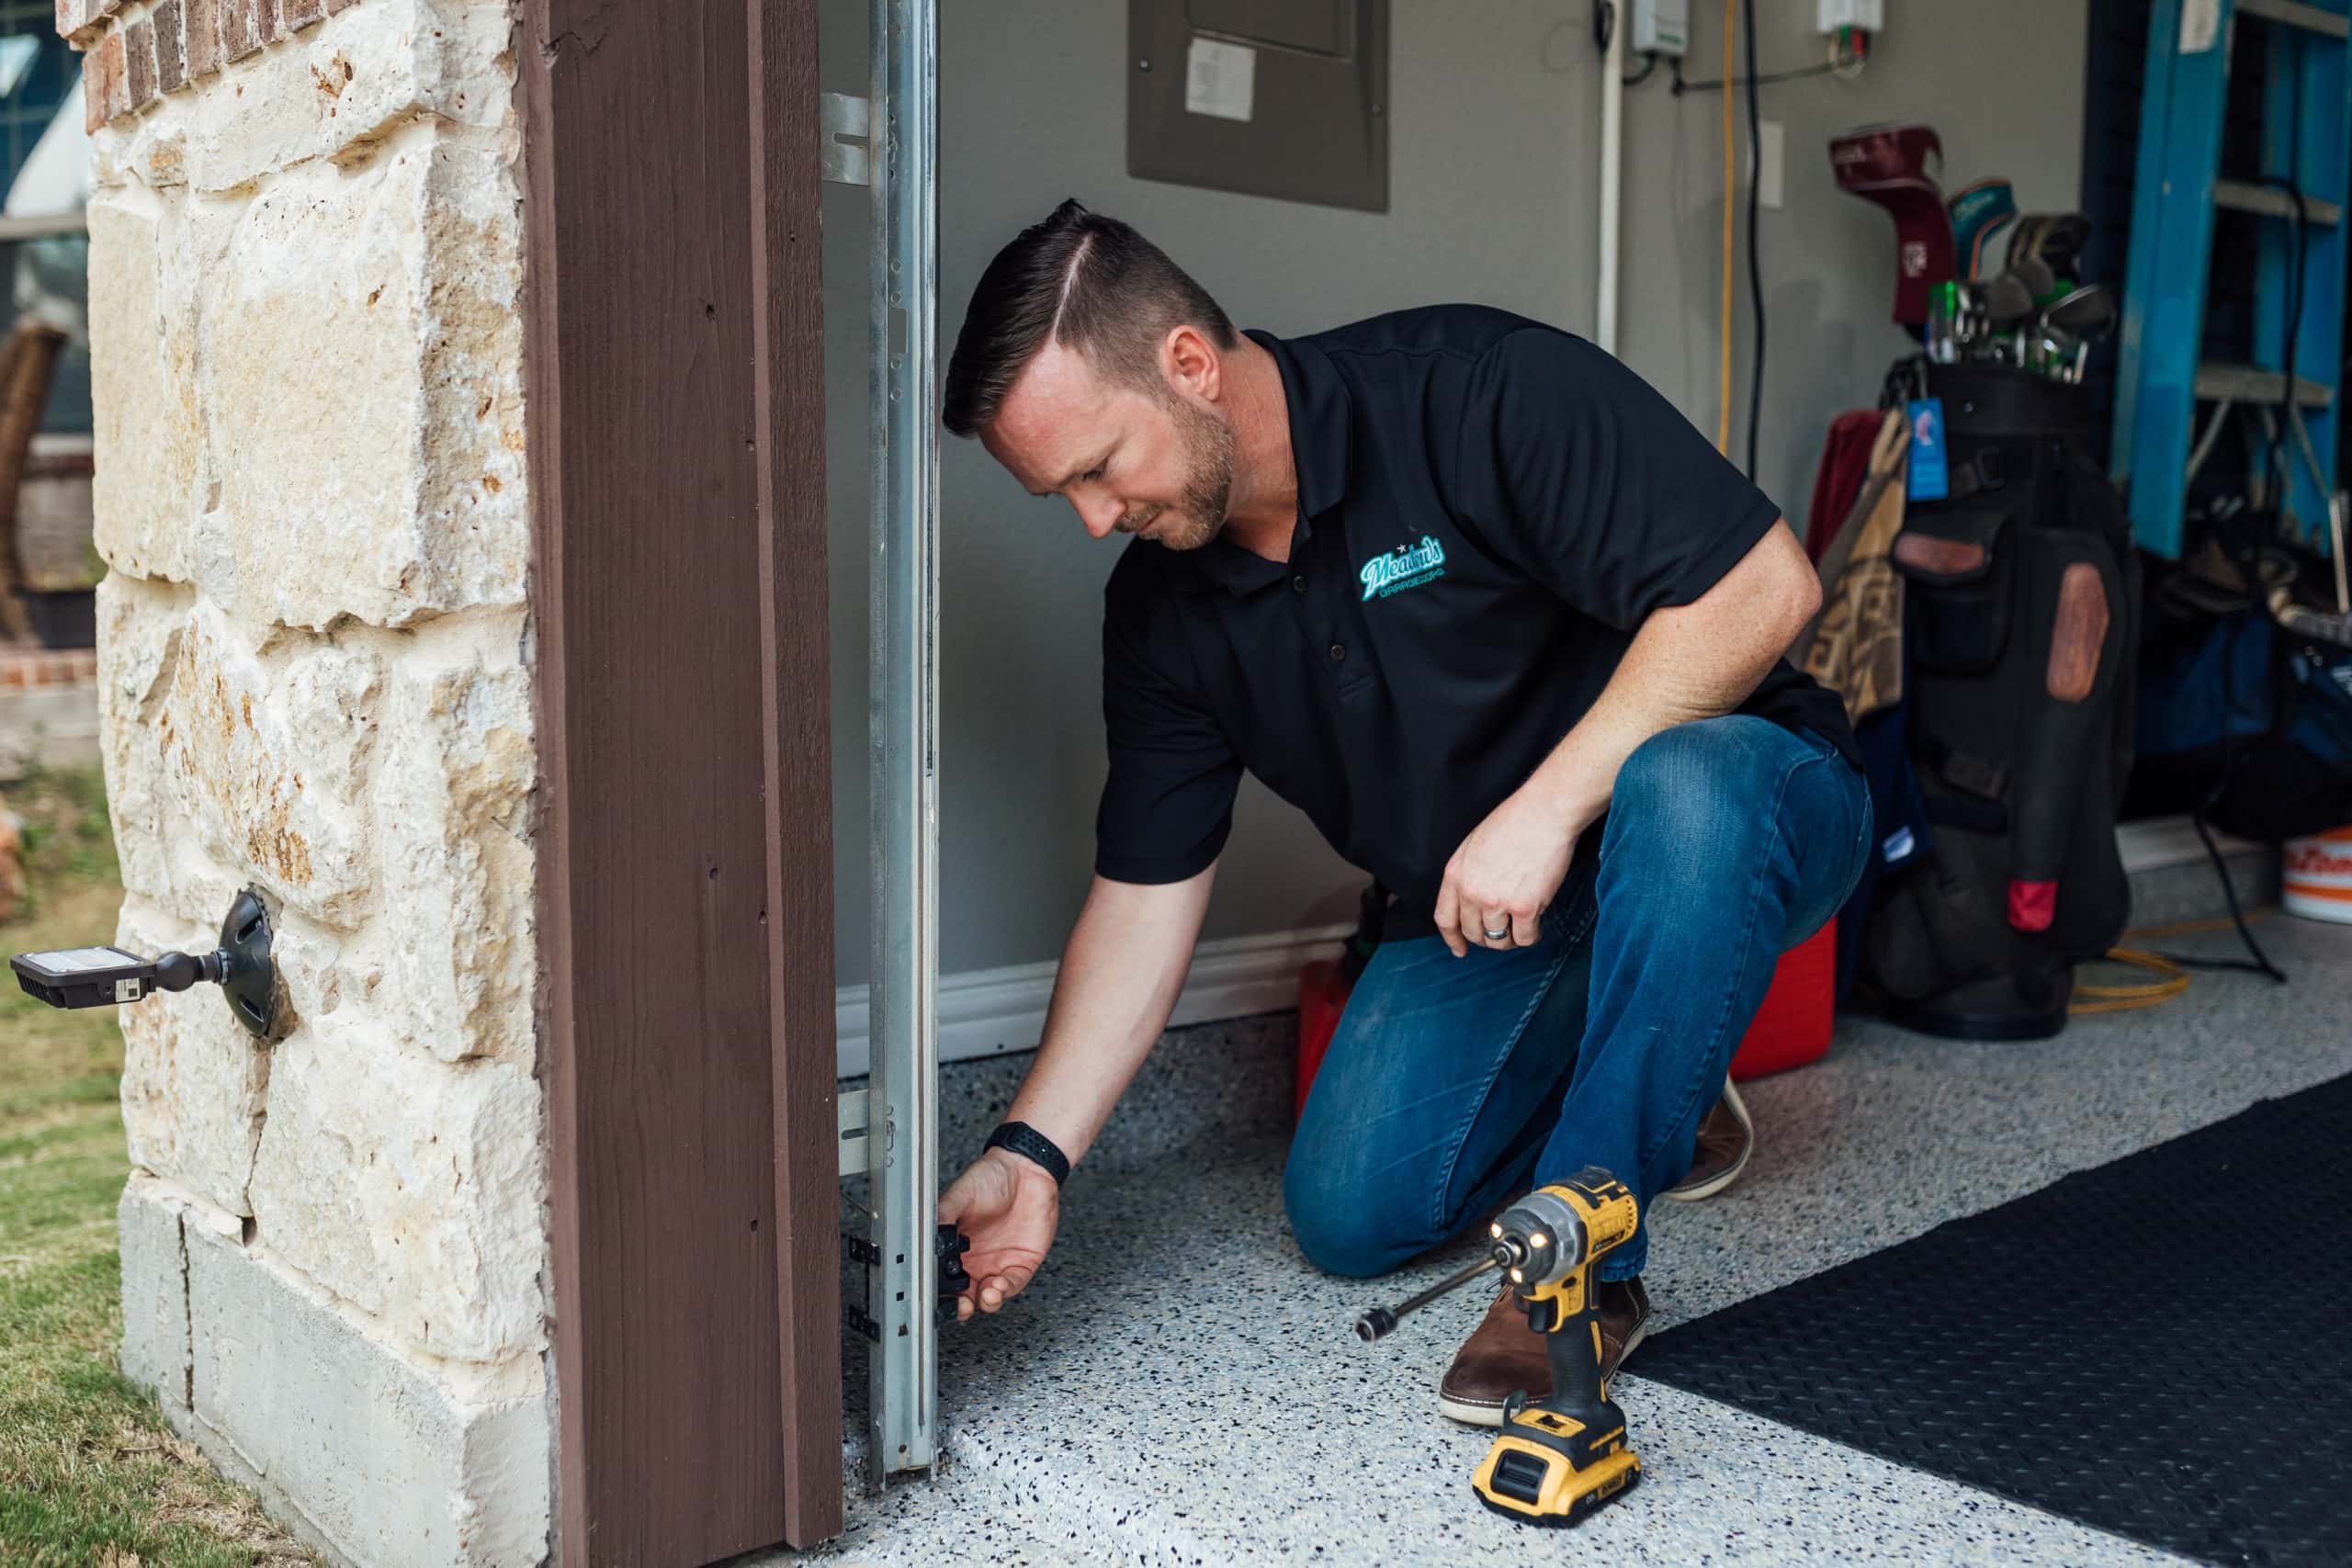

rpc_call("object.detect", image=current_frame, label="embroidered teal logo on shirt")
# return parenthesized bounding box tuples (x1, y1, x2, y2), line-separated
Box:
(1360, 535, 1447, 601)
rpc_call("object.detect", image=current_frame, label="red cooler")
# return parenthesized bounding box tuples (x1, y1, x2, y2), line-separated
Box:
(1727, 918, 1837, 1080)
(1295, 917, 1836, 1121)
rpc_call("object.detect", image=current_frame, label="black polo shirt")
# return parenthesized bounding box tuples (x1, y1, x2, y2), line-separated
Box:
(1092, 304, 1858, 942)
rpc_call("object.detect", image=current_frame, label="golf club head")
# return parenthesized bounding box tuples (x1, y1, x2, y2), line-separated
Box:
(1980, 273, 2037, 324)
(2007, 256, 2058, 301)
(2019, 212, 2092, 277)
(2043, 284, 2116, 340)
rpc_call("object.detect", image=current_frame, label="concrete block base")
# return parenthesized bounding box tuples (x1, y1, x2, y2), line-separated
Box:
(118, 1176, 551, 1568)
(117, 1176, 192, 1415)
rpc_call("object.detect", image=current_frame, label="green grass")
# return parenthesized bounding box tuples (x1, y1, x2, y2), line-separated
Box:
(1, 766, 319, 1566)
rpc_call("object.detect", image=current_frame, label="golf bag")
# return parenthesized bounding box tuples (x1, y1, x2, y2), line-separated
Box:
(1863, 366, 2140, 1039)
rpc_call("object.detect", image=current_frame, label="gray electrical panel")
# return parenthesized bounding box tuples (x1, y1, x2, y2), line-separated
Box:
(1127, 0, 1389, 213)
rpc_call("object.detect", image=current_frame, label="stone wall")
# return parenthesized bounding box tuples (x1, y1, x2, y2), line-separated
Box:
(64, 0, 548, 1562)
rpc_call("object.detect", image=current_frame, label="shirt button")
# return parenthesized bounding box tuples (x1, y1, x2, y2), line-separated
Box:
(1292, 575, 1307, 593)
(1329, 643, 1347, 663)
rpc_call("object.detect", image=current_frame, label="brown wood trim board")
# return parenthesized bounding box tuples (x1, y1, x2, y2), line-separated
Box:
(521, 0, 844, 1558)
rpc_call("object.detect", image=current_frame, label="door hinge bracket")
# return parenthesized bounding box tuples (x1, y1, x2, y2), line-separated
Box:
(821, 93, 872, 186)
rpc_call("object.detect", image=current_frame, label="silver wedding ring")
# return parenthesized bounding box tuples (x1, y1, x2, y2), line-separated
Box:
(1483, 923, 1510, 941)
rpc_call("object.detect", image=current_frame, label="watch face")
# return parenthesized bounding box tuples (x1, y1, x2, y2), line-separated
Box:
(26, 946, 141, 977)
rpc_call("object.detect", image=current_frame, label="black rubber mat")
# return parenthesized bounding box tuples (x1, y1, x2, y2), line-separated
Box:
(1635, 1074, 2352, 1566)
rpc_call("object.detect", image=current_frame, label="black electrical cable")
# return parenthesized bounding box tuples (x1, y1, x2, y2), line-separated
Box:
(1624, 50, 1661, 87)
(1672, 55, 1846, 94)
(1742, 0, 1763, 480)
(2192, 562, 2290, 983)
(2190, 761, 2289, 980)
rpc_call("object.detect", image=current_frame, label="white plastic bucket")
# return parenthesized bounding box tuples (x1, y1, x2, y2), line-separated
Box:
(2281, 826, 2352, 925)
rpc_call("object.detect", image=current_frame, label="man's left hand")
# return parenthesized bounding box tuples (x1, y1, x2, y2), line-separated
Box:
(1433, 787, 1589, 956)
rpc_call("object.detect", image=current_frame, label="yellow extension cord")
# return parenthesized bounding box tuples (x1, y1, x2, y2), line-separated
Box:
(2068, 908, 2275, 1015)
(2067, 949, 2189, 1015)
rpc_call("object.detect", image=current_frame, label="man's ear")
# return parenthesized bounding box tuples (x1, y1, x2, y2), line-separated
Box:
(1163, 324, 1222, 402)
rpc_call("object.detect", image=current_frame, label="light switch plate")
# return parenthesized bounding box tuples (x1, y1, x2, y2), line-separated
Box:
(1758, 119, 1784, 209)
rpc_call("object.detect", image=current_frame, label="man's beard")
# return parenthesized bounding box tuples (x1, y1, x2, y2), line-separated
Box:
(1115, 397, 1233, 551)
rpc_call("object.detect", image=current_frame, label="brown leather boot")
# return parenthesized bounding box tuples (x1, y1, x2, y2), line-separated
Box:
(1661, 1077, 1753, 1202)
(1436, 1276, 1650, 1427)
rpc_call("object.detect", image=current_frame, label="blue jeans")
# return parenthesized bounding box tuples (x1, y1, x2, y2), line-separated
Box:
(1283, 716, 1871, 1282)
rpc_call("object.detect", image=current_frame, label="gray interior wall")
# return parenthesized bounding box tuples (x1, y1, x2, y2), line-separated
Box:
(820, 0, 2087, 989)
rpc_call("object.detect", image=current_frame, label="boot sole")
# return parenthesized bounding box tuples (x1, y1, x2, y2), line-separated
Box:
(1659, 1077, 1754, 1203)
(1436, 1317, 1651, 1427)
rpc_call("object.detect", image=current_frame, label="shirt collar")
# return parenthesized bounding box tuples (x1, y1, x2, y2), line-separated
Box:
(1186, 327, 1355, 597)
(1245, 326, 1354, 521)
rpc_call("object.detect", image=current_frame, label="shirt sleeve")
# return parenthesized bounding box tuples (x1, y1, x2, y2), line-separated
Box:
(1442, 327, 1784, 630)
(1092, 556, 1244, 886)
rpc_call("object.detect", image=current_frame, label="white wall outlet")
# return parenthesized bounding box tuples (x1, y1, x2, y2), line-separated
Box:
(1632, 0, 1690, 57)
(1757, 119, 1784, 209)
(1817, 0, 1884, 32)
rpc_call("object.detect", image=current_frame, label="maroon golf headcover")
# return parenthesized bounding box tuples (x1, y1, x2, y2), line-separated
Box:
(1831, 123, 1955, 327)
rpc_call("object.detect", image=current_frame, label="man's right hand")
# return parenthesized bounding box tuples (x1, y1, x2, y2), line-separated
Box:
(938, 1146, 1061, 1323)
(930, 869, 1215, 1324)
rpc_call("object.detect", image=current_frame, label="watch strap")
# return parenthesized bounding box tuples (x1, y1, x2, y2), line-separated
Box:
(984, 1121, 1070, 1186)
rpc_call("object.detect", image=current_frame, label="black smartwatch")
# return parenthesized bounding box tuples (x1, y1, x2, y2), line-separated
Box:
(983, 1121, 1070, 1187)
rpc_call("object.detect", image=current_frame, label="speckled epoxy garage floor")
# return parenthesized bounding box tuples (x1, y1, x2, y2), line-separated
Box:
(766, 910, 2352, 1568)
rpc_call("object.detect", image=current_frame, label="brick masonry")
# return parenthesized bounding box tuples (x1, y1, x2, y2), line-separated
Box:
(0, 647, 97, 688)
(91, 27, 123, 129)
(121, 15, 154, 108)
(184, 0, 217, 80)
(152, 0, 187, 94)
(66, 0, 336, 122)
(217, 0, 257, 64)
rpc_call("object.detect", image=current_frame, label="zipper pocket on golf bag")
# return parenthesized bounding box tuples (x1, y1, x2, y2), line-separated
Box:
(1894, 507, 2013, 675)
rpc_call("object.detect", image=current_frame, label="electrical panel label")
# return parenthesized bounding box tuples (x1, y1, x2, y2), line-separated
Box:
(1185, 38, 1257, 123)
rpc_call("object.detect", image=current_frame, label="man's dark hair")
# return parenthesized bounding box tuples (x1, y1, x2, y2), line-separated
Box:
(943, 198, 1238, 438)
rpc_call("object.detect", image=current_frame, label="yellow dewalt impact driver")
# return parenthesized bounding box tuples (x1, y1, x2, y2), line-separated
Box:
(1355, 1167, 1644, 1528)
